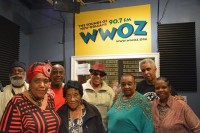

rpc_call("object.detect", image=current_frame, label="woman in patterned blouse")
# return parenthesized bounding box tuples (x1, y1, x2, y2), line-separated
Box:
(0, 62, 61, 133)
(107, 73, 154, 133)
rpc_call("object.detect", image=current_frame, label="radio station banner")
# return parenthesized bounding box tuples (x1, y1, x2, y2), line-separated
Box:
(75, 4, 151, 56)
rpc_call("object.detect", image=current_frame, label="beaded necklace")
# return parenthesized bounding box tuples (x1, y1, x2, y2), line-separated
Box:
(28, 90, 43, 107)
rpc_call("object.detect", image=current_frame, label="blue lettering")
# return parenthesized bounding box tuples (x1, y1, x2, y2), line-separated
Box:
(79, 21, 147, 43)
(79, 30, 98, 44)
(118, 23, 134, 38)
(98, 28, 117, 40)
(134, 21, 147, 35)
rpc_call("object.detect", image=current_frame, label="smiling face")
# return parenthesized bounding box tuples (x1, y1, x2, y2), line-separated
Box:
(120, 74, 136, 99)
(155, 79, 171, 103)
(50, 64, 65, 88)
(65, 88, 82, 110)
(29, 73, 50, 99)
(90, 70, 104, 87)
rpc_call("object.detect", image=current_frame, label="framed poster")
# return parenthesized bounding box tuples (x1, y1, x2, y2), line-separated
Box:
(75, 4, 152, 55)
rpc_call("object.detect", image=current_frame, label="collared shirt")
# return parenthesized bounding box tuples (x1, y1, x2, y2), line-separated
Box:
(82, 79, 115, 130)
(0, 82, 29, 120)
(151, 95, 200, 133)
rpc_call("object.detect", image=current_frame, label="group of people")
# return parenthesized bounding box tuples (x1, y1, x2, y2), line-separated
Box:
(0, 59, 199, 133)
(136, 59, 200, 133)
(0, 61, 109, 133)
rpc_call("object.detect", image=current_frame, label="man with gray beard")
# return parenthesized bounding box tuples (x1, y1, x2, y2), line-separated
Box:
(0, 60, 29, 120)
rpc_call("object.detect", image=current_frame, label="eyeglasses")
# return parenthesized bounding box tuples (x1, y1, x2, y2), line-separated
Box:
(92, 71, 104, 77)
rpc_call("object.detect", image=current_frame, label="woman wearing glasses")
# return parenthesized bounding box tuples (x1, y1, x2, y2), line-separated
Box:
(57, 80, 105, 133)
(0, 62, 61, 133)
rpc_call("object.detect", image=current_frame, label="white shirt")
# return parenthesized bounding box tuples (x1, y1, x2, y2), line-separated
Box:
(82, 79, 115, 130)
(0, 82, 29, 120)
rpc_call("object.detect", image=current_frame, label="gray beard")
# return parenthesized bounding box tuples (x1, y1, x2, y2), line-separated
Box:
(10, 75, 26, 87)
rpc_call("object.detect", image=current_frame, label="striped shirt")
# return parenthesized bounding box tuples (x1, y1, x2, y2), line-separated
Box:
(151, 95, 200, 133)
(0, 93, 61, 133)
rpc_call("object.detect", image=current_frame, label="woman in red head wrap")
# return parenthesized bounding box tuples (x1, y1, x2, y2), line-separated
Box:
(0, 62, 61, 133)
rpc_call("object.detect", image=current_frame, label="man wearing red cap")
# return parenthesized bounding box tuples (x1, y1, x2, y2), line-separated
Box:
(0, 60, 29, 119)
(82, 63, 115, 130)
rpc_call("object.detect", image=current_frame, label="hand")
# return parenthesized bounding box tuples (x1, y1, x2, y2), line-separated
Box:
(113, 94, 119, 101)
(174, 95, 185, 101)
(113, 88, 121, 101)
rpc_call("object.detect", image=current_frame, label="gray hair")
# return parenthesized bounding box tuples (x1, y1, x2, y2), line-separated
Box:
(139, 59, 156, 69)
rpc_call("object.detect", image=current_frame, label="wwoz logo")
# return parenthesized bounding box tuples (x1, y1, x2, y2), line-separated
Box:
(79, 21, 147, 44)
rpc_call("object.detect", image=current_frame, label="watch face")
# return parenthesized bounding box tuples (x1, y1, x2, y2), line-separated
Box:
(144, 92, 159, 101)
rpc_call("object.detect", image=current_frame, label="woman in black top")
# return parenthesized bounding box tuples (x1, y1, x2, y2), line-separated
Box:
(57, 80, 105, 133)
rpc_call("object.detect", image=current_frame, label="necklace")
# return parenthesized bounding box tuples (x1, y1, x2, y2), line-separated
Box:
(28, 90, 43, 107)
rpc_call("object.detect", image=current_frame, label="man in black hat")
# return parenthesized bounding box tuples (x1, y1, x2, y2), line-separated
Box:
(0, 60, 29, 119)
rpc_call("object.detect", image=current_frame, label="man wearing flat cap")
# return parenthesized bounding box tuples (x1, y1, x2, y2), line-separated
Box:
(0, 60, 29, 119)
(82, 63, 115, 130)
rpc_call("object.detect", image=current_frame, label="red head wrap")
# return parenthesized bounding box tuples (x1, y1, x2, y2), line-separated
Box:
(27, 62, 52, 83)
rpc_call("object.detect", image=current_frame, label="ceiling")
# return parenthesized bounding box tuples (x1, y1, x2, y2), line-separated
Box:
(19, 0, 53, 9)
(19, 0, 115, 9)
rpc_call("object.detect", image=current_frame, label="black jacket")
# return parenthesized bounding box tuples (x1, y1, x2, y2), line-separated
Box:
(57, 100, 105, 133)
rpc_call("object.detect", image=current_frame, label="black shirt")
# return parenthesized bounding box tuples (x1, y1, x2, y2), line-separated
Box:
(136, 80, 178, 101)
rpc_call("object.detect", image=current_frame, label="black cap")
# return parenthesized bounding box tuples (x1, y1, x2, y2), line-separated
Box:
(9, 60, 26, 72)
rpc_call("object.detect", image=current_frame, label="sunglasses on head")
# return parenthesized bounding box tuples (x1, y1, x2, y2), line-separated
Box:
(92, 71, 105, 77)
